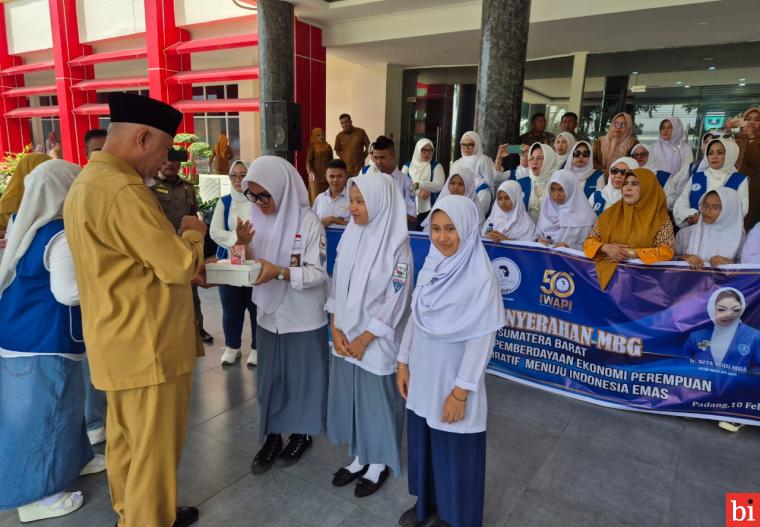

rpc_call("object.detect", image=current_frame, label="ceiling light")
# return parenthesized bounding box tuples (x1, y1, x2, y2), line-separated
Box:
(739, 82, 747, 87)
(684, 85, 691, 88)
(740, 78, 747, 82)
(704, 57, 714, 61)
(676, 81, 683, 85)
(631, 71, 639, 75)
(708, 66, 716, 70)
(697, 22, 709, 27)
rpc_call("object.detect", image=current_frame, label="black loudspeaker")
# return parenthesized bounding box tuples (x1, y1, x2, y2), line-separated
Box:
(264, 101, 301, 151)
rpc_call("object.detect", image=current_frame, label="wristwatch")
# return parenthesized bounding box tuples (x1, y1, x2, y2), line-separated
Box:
(277, 268, 286, 281)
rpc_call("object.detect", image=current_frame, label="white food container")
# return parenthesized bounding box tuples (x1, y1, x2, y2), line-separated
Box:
(206, 260, 262, 287)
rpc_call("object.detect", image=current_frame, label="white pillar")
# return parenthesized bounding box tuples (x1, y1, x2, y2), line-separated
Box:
(568, 52, 588, 116)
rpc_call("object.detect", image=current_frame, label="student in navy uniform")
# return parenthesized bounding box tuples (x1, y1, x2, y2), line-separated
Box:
(209, 160, 258, 367)
(397, 195, 504, 527)
(673, 138, 748, 227)
(0, 161, 106, 522)
(313, 159, 351, 228)
(481, 180, 536, 242)
(563, 141, 604, 198)
(326, 172, 413, 497)
(243, 156, 329, 474)
(676, 188, 744, 270)
(589, 157, 637, 216)
(402, 138, 445, 230)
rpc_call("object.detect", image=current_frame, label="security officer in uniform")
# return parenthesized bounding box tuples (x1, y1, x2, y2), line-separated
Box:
(151, 148, 214, 344)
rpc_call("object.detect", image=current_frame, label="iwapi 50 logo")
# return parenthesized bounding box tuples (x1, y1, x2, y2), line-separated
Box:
(727, 493, 760, 526)
(539, 269, 575, 312)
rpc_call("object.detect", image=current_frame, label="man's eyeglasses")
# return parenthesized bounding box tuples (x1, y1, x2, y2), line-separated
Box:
(610, 167, 633, 176)
(243, 189, 272, 204)
(572, 150, 591, 158)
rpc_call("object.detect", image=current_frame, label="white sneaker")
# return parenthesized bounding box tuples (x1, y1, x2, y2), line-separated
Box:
(87, 426, 106, 446)
(18, 492, 84, 522)
(79, 454, 106, 476)
(718, 421, 744, 433)
(247, 348, 258, 368)
(220, 347, 241, 366)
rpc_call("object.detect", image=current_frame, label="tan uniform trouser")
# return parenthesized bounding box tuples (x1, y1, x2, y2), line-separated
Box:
(106, 373, 192, 527)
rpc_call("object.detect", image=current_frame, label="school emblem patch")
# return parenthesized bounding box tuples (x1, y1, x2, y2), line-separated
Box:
(691, 183, 702, 191)
(698, 340, 710, 352)
(392, 263, 408, 293)
(738, 344, 751, 356)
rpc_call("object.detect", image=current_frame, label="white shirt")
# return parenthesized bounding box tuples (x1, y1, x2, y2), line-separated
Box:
(389, 167, 416, 218)
(210, 194, 251, 251)
(254, 211, 329, 335)
(741, 223, 760, 263)
(398, 320, 496, 433)
(325, 244, 413, 376)
(402, 163, 445, 215)
(312, 187, 350, 223)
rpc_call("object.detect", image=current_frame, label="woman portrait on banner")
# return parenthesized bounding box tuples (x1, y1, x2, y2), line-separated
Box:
(683, 288, 760, 372)
(306, 127, 334, 204)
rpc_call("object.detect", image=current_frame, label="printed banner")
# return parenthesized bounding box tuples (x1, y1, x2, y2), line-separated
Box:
(325, 228, 760, 425)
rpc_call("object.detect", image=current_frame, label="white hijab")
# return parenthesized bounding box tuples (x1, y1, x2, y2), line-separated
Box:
(553, 132, 577, 170)
(408, 138, 434, 185)
(630, 143, 664, 173)
(678, 187, 744, 262)
(412, 195, 505, 342)
(705, 138, 740, 181)
(0, 160, 80, 296)
(243, 156, 310, 315)
(651, 117, 689, 175)
(228, 160, 248, 203)
(529, 143, 558, 183)
(459, 130, 495, 190)
(563, 140, 596, 182)
(707, 287, 745, 365)
(537, 169, 596, 241)
(422, 163, 484, 230)
(334, 173, 410, 340)
(600, 156, 638, 205)
(482, 180, 536, 241)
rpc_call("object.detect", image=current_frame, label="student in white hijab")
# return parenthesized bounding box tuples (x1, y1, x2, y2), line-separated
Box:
(630, 143, 681, 208)
(0, 160, 107, 522)
(243, 156, 329, 474)
(396, 195, 504, 527)
(553, 132, 576, 170)
(421, 163, 484, 231)
(563, 140, 604, 198)
(458, 131, 496, 216)
(536, 170, 597, 249)
(402, 138, 446, 229)
(589, 156, 638, 216)
(676, 188, 744, 270)
(673, 138, 747, 227)
(651, 117, 693, 177)
(682, 287, 760, 432)
(326, 172, 413, 496)
(482, 180, 536, 242)
(518, 142, 558, 223)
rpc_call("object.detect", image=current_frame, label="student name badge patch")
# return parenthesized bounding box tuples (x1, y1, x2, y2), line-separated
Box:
(392, 263, 408, 293)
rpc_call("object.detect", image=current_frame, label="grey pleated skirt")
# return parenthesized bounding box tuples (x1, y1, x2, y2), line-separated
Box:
(326, 354, 404, 476)
(256, 325, 329, 442)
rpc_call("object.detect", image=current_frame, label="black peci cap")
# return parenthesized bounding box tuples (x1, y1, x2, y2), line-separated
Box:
(107, 92, 183, 138)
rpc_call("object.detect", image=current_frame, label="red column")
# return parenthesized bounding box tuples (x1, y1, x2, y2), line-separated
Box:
(0, 4, 30, 155)
(293, 19, 326, 178)
(143, 0, 193, 134)
(48, 0, 98, 165)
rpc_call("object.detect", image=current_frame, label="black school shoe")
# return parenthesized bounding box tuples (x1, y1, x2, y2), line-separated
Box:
(112, 507, 199, 527)
(398, 502, 438, 527)
(199, 329, 214, 344)
(251, 434, 283, 475)
(332, 464, 368, 486)
(354, 466, 390, 498)
(277, 434, 312, 467)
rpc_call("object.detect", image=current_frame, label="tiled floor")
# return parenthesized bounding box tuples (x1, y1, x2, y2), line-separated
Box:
(2, 288, 758, 526)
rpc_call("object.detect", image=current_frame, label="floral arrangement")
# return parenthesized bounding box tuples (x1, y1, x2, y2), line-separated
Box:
(0, 144, 33, 196)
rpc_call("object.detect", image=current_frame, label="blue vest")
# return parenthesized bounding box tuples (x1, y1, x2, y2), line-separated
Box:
(0, 220, 85, 355)
(688, 171, 745, 209)
(655, 170, 671, 188)
(517, 177, 531, 208)
(404, 160, 441, 208)
(582, 170, 603, 198)
(215, 194, 233, 259)
(591, 191, 606, 217)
